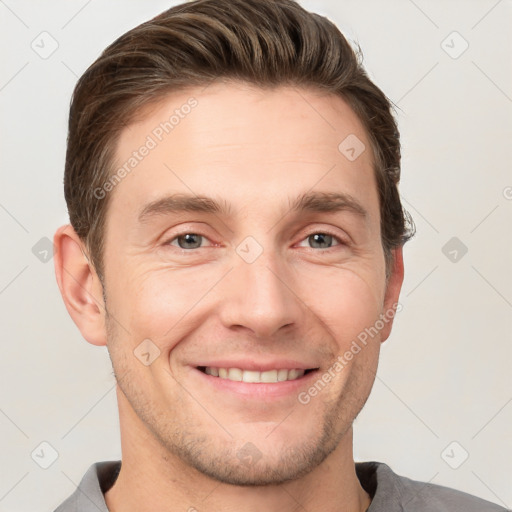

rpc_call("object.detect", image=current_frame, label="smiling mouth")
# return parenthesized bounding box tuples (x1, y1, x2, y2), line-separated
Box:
(196, 366, 319, 383)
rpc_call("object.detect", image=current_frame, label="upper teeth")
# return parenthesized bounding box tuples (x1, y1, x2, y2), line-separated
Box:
(204, 367, 306, 383)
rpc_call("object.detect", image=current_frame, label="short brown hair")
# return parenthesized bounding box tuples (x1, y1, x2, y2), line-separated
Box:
(64, 0, 414, 283)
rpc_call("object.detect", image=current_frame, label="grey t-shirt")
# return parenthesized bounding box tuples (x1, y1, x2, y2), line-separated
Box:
(54, 459, 509, 511)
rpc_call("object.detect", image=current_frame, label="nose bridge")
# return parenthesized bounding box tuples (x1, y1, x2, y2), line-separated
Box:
(219, 236, 302, 338)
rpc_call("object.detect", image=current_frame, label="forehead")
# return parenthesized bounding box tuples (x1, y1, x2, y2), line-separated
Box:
(108, 81, 379, 225)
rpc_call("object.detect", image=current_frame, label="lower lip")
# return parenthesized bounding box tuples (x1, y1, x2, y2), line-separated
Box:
(190, 367, 320, 400)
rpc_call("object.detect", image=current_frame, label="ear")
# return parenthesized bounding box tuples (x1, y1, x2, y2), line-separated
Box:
(53, 224, 107, 346)
(379, 246, 404, 343)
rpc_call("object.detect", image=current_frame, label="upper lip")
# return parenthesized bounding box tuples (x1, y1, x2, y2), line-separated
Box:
(193, 359, 320, 372)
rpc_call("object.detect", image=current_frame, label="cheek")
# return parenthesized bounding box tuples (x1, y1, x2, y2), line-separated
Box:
(110, 256, 385, 355)
(295, 265, 384, 345)
(116, 265, 220, 343)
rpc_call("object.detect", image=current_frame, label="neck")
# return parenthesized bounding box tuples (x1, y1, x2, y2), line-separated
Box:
(105, 388, 371, 512)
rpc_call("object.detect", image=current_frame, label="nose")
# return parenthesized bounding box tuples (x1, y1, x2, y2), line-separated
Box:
(217, 247, 304, 339)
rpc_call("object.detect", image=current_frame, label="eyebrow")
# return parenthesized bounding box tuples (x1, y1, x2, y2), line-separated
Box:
(290, 191, 367, 218)
(137, 191, 368, 224)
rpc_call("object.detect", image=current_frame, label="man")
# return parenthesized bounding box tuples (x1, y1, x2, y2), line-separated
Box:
(53, 0, 507, 510)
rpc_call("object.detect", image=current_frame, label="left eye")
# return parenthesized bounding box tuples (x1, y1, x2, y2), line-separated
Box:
(297, 232, 344, 250)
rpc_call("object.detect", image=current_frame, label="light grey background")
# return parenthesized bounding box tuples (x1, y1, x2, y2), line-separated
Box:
(0, 0, 511, 510)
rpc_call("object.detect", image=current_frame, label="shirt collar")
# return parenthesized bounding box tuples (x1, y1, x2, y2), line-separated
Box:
(63, 459, 401, 511)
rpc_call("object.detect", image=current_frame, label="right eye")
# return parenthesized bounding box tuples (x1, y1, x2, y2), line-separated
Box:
(164, 232, 214, 250)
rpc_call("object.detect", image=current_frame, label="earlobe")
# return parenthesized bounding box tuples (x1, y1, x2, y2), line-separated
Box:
(380, 247, 404, 343)
(53, 224, 107, 346)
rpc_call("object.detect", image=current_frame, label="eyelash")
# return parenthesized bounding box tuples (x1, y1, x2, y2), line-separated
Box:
(164, 229, 349, 252)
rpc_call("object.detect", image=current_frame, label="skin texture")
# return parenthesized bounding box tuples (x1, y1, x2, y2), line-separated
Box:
(54, 80, 404, 512)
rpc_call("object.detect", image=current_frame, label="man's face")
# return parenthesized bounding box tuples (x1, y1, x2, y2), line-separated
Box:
(100, 81, 402, 485)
